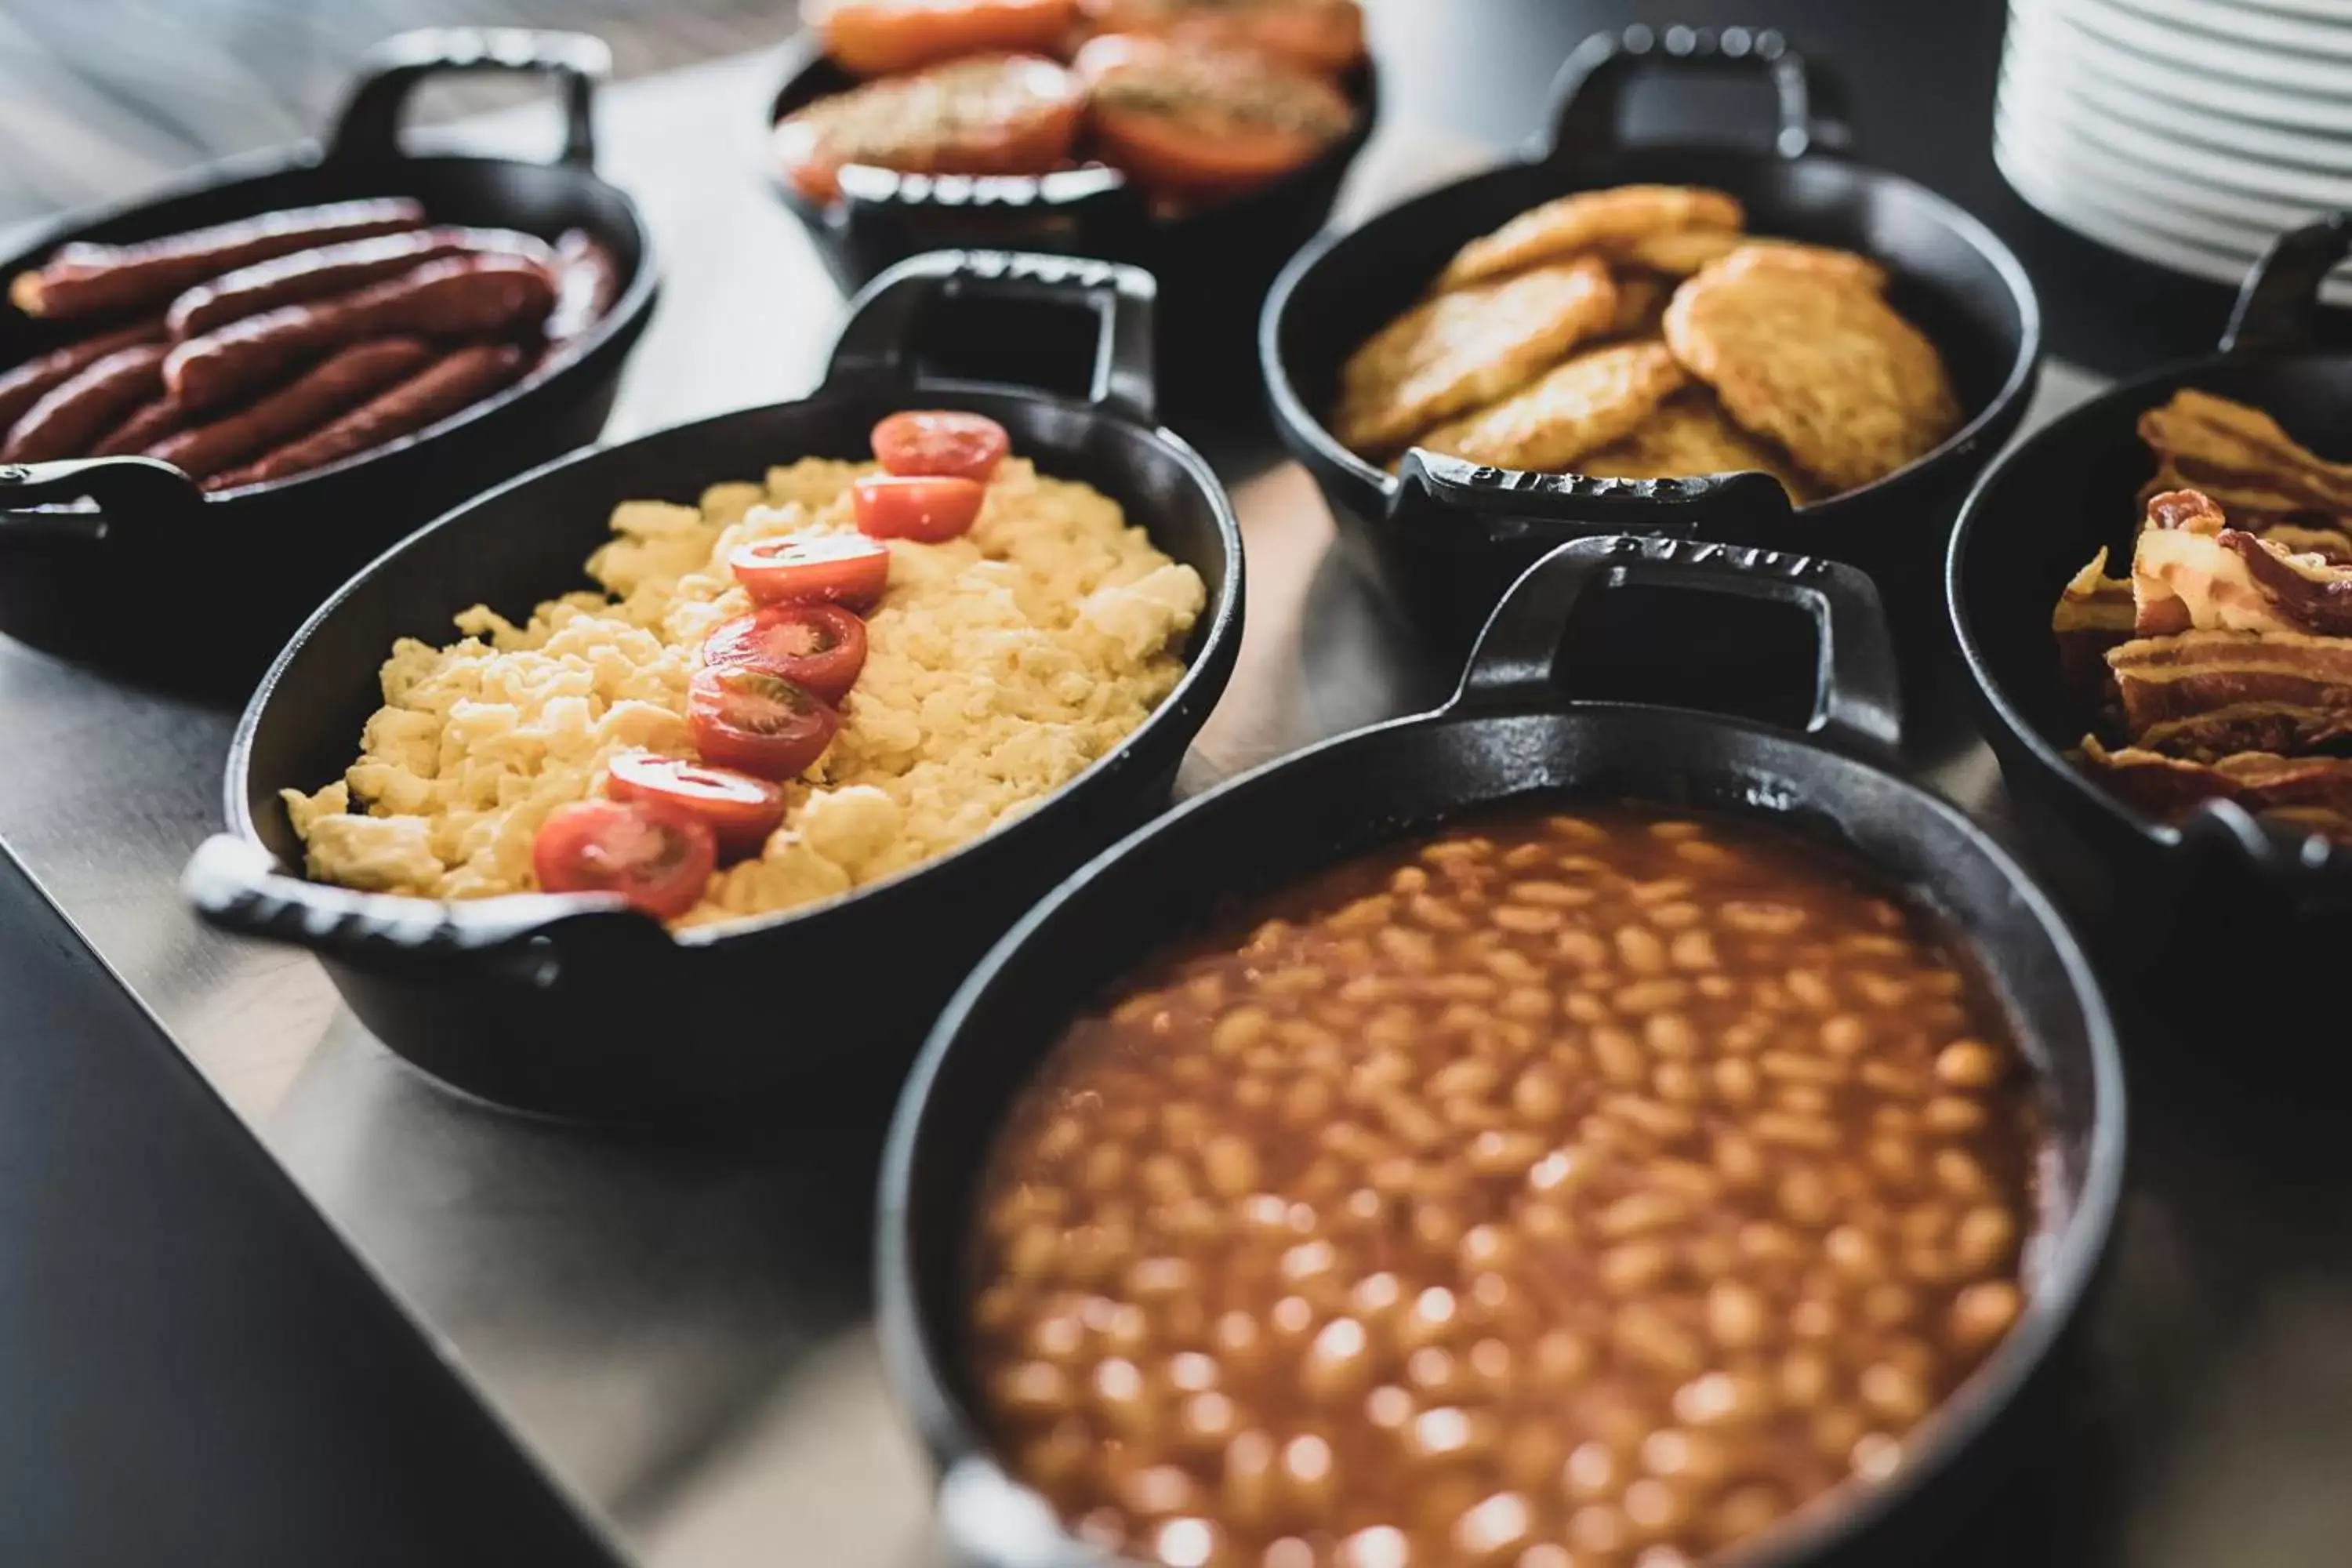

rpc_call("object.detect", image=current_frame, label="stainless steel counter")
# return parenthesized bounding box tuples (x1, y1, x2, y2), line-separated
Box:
(10, 16, 2351, 1568)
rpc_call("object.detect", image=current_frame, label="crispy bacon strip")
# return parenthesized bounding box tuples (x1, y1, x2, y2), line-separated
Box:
(2130, 488, 2352, 638)
(2053, 546, 2135, 707)
(2108, 630, 2352, 738)
(2138, 388, 2352, 522)
(2076, 737, 2352, 841)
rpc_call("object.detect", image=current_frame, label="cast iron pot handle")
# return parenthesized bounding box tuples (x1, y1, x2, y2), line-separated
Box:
(826, 249, 1159, 426)
(1540, 24, 1850, 163)
(1453, 533, 1904, 763)
(2219, 211, 2352, 357)
(0, 456, 205, 543)
(2176, 800, 2352, 916)
(327, 27, 608, 169)
(181, 833, 666, 975)
(1388, 448, 1795, 546)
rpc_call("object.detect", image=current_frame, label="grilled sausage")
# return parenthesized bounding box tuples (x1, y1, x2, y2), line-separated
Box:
(207, 343, 525, 490)
(164, 255, 556, 412)
(1, 343, 169, 462)
(165, 225, 560, 339)
(92, 396, 191, 457)
(0, 316, 164, 434)
(9, 198, 426, 321)
(147, 337, 436, 481)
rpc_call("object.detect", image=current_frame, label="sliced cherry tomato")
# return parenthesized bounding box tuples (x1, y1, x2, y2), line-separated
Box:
(702, 603, 869, 703)
(731, 532, 893, 608)
(606, 752, 789, 861)
(816, 0, 1080, 77)
(772, 53, 1084, 204)
(872, 409, 1012, 481)
(1079, 0, 1367, 73)
(688, 667, 841, 781)
(1075, 34, 1356, 198)
(853, 473, 987, 543)
(531, 799, 716, 920)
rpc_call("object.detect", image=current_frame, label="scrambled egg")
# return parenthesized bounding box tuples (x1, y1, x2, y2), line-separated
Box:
(284, 456, 1207, 929)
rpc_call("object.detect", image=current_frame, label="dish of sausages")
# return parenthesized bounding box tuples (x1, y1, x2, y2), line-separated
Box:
(0, 198, 622, 489)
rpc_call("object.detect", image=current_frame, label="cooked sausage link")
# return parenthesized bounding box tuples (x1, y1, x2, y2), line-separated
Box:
(0, 316, 164, 434)
(206, 342, 524, 489)
(0, 342, 167, 462)
(164, 255, 557, 412)
(148, 337, 435, 481)
(91, 396, 191, 457)
(162, 225, 554, 339)
(9, 198, 426, 321)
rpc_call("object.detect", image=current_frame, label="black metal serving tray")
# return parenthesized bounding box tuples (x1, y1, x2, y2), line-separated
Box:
(0, 844, 627, 1566)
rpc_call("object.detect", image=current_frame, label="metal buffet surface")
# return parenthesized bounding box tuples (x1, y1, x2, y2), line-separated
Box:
(6, 19, 2352, 1568)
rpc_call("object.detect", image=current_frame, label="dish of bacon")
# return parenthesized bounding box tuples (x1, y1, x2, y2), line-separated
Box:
(2053, 390, 2352, 844)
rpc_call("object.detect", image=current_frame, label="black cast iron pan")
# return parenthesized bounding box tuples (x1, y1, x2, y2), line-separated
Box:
(1262, 24, 2042, 659)
(180, 250, 1242, 1127)
(1948, 214, 2352, 992)
(0, 27, 659, 698)
(880, 532, 2124, 1568)
(764, 32, 1377, 418)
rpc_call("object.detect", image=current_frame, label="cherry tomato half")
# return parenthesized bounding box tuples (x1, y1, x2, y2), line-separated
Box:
(531, 799, 716, 921)
(606, 752, 789, 861)
(817, 0, 1079, 78)
(872, 409, 1011, 481)
(688, 668, 841, 781)
(730, 532, 892, 609)
(853, 474, 986, 543)
(702, 603, 869, 703)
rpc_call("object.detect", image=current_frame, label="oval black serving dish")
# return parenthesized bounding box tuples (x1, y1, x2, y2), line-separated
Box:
(180, 251, 1243, 1126)
(1263, 24, 2041, 657)
(881, 535, 2124, 1568)
(1950, 214, 2352, 990)
(0, 27, 659, 697)
(764, 32, 1377, 416)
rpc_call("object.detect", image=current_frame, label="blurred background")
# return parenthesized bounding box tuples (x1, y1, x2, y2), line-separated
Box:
(0, 1, 800, 225)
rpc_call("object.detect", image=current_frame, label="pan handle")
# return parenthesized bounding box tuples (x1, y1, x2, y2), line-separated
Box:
(1538, 24, 1849, 164)
(2218, 212, 2352, 357)
(1451, 533, 1904, 764)
(180, 833, 666, 977)
(0, 456, 204, 543)
(1386, 447, 1795, 545)
(326, 27, 609, 170)
(824, 249, 1160, 426)
(2175, 800, 2352, 916)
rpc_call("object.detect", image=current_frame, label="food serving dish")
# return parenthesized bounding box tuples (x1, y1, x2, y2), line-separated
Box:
(1263, 24, 2041, 654)
(1950, 214, 2352, 982)
(882, 530, 2124, 1566)
(764, 31, 1377, 411)
(0, 27, 657, 695)
(180, 250, 1242, 1124)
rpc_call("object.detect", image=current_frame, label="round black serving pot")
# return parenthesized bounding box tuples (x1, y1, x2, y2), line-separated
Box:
(1950, 213, 2352, 991)
(1263, 24, 2041, 657)
(0, 27, 658, 697)
(180, 251, 1242, 1126)
(881, 533, 2124, 1568)
(764, 34, 1377, 415)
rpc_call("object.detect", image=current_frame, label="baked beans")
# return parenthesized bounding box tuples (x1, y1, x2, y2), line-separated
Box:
(971, 804, 2041, 1566)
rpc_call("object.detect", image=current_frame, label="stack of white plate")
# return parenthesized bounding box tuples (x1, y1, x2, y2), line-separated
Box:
(1994, 0, 2352, 304)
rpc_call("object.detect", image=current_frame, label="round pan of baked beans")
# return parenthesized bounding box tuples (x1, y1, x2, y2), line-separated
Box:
(878, 535, 2124, 1568)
